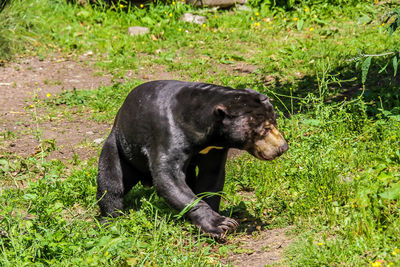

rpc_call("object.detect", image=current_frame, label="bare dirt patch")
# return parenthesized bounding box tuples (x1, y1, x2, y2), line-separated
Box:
(130, 64, 181, 81)
(225, 227, 293, 267)
(0, 54, 112, 112)
(0, 54, 113, 160)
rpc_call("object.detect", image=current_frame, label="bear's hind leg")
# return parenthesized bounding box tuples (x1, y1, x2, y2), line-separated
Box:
(97, 131, 138, 219)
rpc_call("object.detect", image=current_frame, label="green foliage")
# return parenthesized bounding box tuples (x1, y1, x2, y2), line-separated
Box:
(249, 0, 367, 9)
(361, 56, 372, 84)
(386, 7, 400, 36)
(353, 6, 400, 87)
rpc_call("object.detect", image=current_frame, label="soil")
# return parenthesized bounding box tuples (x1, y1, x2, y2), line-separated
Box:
(0, 55, 292, 265)
(224, 226, 293, 267)
(0, 54, 113, 160)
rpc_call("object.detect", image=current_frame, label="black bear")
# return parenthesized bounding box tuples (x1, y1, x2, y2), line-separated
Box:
(97, 80, 288, 237)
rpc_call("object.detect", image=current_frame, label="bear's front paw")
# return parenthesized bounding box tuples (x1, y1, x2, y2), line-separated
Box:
(190, 208, 239, 238)
(214, 216, 239, 235)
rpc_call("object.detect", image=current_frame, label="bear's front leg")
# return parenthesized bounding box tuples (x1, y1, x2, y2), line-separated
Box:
(151, 156, 238, 238)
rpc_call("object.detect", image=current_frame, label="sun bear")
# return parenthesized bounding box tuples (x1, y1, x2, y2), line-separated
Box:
(97, 80, 288, 237)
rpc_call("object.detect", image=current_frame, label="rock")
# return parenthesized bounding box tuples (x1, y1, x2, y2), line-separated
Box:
(128, 26, 149, 36)
(93, 138, 104, 145)
(186, 0, 247, 7)
(236, 4, 252, 11)
(83, 50, 93, 57)
(180, 13, 207, 25)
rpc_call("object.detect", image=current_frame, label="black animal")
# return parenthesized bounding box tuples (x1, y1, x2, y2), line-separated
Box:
(97, 80, 288, 237)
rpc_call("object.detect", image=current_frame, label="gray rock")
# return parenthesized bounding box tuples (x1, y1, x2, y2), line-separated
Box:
(128, 26, 149, 36)
(236, 4, 252, 11)
(180, 13, 207, 25)
(93, 138, 104, 145)
(186, 0, 247, 7)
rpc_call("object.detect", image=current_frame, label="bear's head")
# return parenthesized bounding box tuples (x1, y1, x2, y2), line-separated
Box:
(214, 90, 288, 161)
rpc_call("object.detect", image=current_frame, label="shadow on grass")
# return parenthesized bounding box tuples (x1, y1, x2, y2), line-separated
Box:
(122, 184, 269, 235)
(224, 201, 268, 235)
(245, 56, 400, 118)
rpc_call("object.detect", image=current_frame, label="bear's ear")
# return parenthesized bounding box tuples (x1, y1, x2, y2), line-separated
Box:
(260, 95, 270, 105)
(213, 104, 228, 117)
(244, 88, 270, 105)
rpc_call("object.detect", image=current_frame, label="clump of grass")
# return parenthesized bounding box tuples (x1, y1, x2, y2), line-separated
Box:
(0, 159, 222, 265)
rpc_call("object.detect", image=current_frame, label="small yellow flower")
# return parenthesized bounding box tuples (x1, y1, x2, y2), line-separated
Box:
(169, 13, 173, 17)
(372, 26, 376, 29)
(318, 242, 323, 246)
(30, 104, 34, 108)
(255, 12, 259, 16)
(371, 261, 382, 267)
(119, 4, 125, 8)
(381, 23, 385, 26)
(172, 1, 175, 4)
(140, 4, 144, 8)
(231, 29, 234, 32)
(293, 17, 298, 21)
(46, 93, 51, 98)
(309, 27, 314, 31)
(202, 23, 206, 27)
(305, 7, 309, 12)
(105, 251, 109, 256)
(393, 248, 400, 255)
(250, 17, 254, 21)
(178, 28, 182, 32)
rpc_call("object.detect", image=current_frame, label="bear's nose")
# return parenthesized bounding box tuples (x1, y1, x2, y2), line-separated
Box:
(278, 142, 289, 155)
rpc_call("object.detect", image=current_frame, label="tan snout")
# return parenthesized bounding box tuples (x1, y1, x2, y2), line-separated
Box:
(253, 126, 288, 161)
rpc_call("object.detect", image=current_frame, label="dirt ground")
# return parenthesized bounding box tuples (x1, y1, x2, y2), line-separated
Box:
(0, 54, 113, 160)
(0, 55, 292, 266)
(225, 226, 293, 267)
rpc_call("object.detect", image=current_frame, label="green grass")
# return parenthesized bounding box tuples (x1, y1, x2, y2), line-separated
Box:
(1, 0, 400, 265)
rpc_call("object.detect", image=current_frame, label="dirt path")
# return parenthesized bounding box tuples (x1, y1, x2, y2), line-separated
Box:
(0, 54, 113, 160)
(0, 55, 292, 265)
